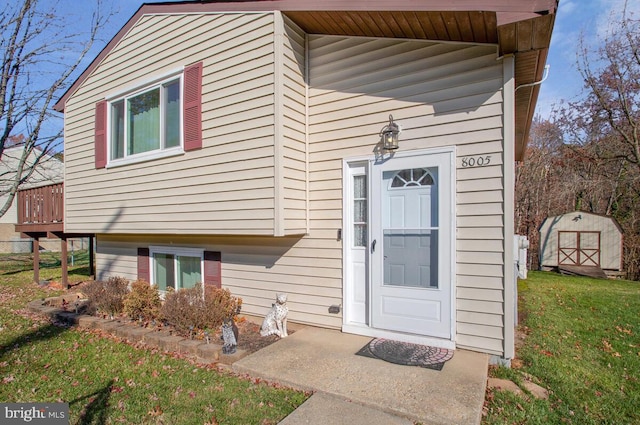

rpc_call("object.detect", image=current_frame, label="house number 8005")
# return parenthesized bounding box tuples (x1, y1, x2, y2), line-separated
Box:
(461, 155, 492, 168)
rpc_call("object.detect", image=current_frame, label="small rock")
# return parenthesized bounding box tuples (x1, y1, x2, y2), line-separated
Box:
(522, 380, 549, 400)
(487, 378, 524, 396)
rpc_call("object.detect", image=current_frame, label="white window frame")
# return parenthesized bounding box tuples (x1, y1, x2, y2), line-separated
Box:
(106, 72, 184, 168)
(149, 246, 204, 293)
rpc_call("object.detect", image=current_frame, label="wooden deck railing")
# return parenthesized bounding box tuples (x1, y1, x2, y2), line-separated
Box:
(15, 182, 96, 286)
(17, 182, 64, 226)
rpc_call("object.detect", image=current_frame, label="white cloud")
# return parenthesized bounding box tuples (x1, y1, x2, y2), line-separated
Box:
(595, 0, 639, 37)
(559, 0, 578, 15)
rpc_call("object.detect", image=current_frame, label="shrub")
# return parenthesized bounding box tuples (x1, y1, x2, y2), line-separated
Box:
(204, 285, 242, 327)
(160, 285, 205, 336)
(123, 279, 161, 322)
(81, 276, 129, 318)
(160, 284, 242, 337)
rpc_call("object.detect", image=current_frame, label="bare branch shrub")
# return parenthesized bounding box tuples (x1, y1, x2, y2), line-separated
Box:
(81, 276, 129, 318)
(160, 285, 205, 336)
(160, 284, 242, 337)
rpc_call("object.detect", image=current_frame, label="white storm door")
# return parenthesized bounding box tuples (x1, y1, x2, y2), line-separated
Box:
(370, 150, 453, 339)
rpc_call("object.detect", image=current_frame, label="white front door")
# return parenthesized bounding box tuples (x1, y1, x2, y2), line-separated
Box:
(370, 150, 453, 339)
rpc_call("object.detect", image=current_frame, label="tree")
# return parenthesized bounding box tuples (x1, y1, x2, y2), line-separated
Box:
(515, 117, 562, 267)
(514, 117, 594, 268)
(546, 2, 640, 279)
(0, 0, 108, 218)
(576, 5, 639, 171)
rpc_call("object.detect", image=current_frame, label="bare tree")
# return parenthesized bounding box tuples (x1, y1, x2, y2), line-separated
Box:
(544, 2, 640, 279)
(0, 0, 108, 218)
(515, 117, 573, 268)
(561, 3, 639, 172)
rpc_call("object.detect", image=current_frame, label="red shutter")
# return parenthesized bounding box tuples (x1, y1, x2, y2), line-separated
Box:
(137, 248, 150, 283)
(183, 61, 203, 151)
(95, 100, 107, 168)
(204, 251, 221, 288)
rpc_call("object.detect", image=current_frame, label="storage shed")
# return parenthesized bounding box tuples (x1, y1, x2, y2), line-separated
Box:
(539, 211, 623, 274)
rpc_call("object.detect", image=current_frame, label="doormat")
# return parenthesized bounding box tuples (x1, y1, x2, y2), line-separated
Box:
(356, 338, 454, 371)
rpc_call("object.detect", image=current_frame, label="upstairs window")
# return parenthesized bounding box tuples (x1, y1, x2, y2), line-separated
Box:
(109, 78, 182, 162)
(95, 62, 202, 169)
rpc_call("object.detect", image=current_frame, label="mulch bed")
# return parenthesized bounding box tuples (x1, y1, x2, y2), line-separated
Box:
(43, 281, 289, 356)
(231, 319, 284, 354)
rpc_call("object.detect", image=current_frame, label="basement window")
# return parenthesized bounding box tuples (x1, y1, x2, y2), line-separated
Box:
(149, 246, 203, 292)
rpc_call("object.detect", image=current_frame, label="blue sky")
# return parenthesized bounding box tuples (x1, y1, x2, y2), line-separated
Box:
(60, 0, 639, 121)
(536, 0, 639, 118)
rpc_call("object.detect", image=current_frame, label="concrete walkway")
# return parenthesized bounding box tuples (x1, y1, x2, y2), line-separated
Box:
(233, 327, 488, 425)
(29, 296, 488, 424)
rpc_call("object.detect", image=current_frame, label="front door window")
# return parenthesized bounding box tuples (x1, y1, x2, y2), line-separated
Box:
(353, 175, 368, 247)
(383, 168, 439, 289)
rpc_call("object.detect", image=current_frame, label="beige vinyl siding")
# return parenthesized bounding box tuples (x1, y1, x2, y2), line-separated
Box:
(280, 15, 308, 234)
(96, 238, 139, 281)
(97, 234, 342, 328)
(307, 35, 506, 354)
(456, 121, 505, 355)
(539, 211, 623, 270)
(64, 13, 280, 235)
(66, 11, 309, 237)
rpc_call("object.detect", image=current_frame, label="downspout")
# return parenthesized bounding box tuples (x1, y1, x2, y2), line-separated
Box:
(305, 34, 310, 235)
(515, 64, 550, 92)
(499, 64, 550, 362)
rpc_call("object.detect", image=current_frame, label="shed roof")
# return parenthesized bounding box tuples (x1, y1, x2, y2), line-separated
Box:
(540, 211, 624, 235)
(53, 0, 558, 160)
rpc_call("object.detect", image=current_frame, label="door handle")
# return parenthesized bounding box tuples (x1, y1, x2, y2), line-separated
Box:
(371, 239, 377, 253)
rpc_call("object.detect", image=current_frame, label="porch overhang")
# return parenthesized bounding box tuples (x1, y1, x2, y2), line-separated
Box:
(282, 6, 555, 160)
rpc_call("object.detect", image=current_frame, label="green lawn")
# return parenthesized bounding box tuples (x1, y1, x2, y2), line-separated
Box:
(7, 256, 637, 424)
(483, 271, 640, 425)
(0, 255, 307, 424)
(0, 250, 81, 274)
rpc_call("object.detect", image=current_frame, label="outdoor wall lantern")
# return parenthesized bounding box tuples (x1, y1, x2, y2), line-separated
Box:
(380, 114, 401, 151)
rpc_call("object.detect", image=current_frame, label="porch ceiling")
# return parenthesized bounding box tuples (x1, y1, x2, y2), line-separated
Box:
(284, 11, 499, 44)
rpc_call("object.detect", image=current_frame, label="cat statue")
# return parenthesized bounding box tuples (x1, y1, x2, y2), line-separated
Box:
(221, 318, 238, 355)
(260, 293, 288, 338)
